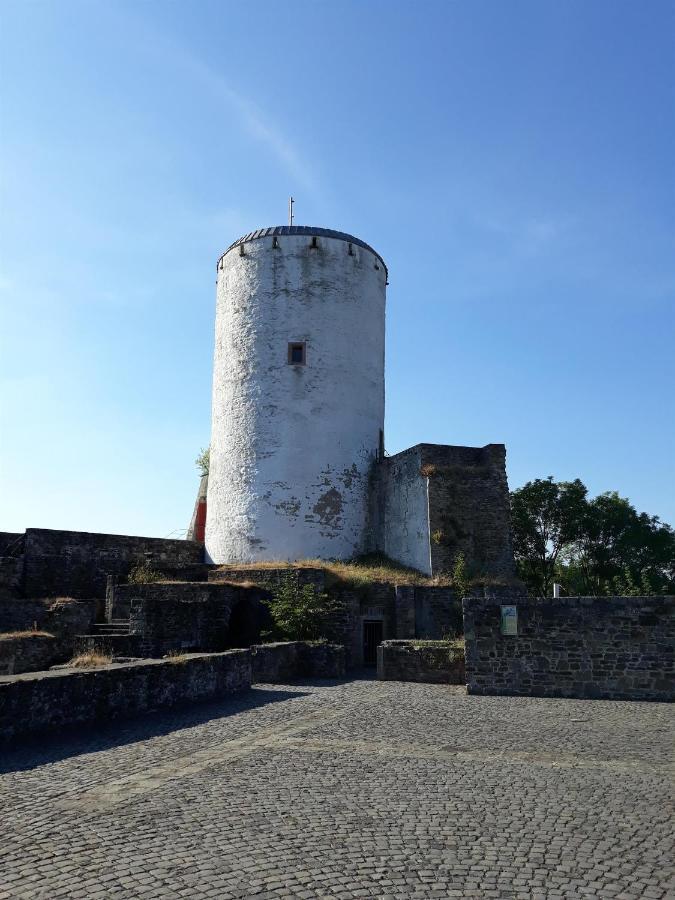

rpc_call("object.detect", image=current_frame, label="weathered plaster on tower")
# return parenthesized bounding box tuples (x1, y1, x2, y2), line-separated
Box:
(205, 227, 387, 564)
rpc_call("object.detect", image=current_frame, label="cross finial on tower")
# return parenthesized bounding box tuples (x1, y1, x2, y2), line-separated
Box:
(288, 196, 294, 226)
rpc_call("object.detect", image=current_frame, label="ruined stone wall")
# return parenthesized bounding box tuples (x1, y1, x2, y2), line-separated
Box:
(208, 566, 326, 592)
(0, 634, 66, 676)
(463, 595, 675, 701)
(377, 640, 465, 684)
(0, 557, 23, 601)
(251, 641, 345, 682)
(0, 650, 252, 745)
(22, 529, 204, 598)
(206, 565, 465, 667)
(117, 582, 267, 657)
(372, 443, 515, 579)
(0, 598, 96, 646)
(413, 586, 463, 639)
(206, 228, 386, 565)
(0, 533, 24, 556)
(424, 444, 515, 579)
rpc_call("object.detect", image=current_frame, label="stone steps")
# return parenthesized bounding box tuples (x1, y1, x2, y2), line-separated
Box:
(92, 620, 131, 637)
(74, 632, 143, 658)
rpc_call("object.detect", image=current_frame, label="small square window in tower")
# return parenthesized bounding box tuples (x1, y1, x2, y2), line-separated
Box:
(288, 342, 306, 365)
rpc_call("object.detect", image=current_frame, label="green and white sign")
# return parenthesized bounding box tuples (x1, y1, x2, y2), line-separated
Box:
(500, 605, 518, 635)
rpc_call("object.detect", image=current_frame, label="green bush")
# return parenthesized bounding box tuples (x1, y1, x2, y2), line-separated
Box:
(264, 573, 340, 641)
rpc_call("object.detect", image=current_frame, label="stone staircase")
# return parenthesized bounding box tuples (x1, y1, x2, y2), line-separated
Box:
(74, 619, 143, 659)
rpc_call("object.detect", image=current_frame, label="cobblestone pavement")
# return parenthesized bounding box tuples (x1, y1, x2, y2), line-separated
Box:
(1, 678, 674, 899)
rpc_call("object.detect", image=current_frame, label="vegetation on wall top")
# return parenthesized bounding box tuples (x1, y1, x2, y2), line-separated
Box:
(195, 447, 210, 477)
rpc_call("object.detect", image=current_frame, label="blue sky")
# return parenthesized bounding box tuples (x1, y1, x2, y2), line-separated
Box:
(1, 0, 674, 538)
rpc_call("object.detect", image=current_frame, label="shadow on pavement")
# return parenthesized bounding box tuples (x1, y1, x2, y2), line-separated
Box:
(0, 686, 311, 774)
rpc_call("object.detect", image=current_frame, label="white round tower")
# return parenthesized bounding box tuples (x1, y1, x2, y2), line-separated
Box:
(205, 225, 387, 564)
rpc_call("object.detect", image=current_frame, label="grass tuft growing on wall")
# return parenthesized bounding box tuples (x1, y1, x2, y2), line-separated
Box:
(69, 651, 112, 669)
(0, 630, 54, 640)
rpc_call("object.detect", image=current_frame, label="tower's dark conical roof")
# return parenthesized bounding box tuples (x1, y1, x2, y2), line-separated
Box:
(219, 225, 388, 279)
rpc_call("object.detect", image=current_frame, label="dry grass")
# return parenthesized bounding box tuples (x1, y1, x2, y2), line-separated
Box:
(215, 554, 453, 588)
(0, 630, 54, 641)
(321, 557, 453, 588)
(165, 650, 189, 664)
(212, 555, 522, 591)
(47, 597, 78, 610)
(69, 651, 112, 669)
(411, 637, 465, 650)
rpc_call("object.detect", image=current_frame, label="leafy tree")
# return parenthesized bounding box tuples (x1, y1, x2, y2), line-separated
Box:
(511, 477, 675, 597)
(510, 476, 588, 597)
(569, 492, 675, 595)
(195, 447, 210, 476)
(264, 573, 340, 641)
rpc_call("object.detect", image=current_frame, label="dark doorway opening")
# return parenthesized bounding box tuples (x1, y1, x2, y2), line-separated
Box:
(363, 619, 383, 667)
(226, 596, 273, 648)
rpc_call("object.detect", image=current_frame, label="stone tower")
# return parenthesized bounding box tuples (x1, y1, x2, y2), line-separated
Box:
(205, 226, 387, 564)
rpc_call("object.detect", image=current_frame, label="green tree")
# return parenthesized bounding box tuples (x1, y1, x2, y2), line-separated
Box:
(510, 476, 588, 597)
(569, 492, 675, 595)
(264, 573, 340, 641)
(511, 477, 675, 597)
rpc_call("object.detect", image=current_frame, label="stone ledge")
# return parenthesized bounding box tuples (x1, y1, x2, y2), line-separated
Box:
(251, 641, 346, 682)
(377, 639, 465, 684)
(0, 650, 252, 745)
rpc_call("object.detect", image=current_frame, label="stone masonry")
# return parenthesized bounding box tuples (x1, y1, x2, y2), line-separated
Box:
(463, 594, 675, 701)
(377, 639, 466, 684)
(371, 443, 515, 578)
(0, 650, 252, 745)
(21, 528, 204, 598)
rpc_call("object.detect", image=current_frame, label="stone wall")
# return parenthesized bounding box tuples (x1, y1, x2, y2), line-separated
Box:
(424, 444, 515, 579)
(209, 567, 368, 665)
(251, 641, 346, 682)
(0, 533, 23, 556)
(463, 595, 675, 701)
(413, 586, 463, 639)
(208, 566, 326, 591)
(208, 565, 465, 668)
(22, 528, 204, 598)
(115, 582, 269, 657)
(0, 557, 23, 601)
(0, 633, 66, 676)
(372, 443, 515, 579)
(0, 650, 252, 745)
(377, 640, 465, 684)
(0, 597, 96, 649)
